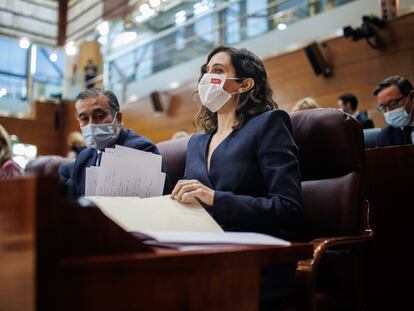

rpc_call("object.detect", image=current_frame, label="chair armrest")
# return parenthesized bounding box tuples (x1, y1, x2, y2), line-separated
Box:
(295, 230, 373, 311)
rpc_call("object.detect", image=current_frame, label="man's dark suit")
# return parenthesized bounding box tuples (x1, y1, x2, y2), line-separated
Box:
(355, 111, 374, 129)
(376, 125, 413, 147)
(184, 109, 303, 240)
(67, 128, 159, 198)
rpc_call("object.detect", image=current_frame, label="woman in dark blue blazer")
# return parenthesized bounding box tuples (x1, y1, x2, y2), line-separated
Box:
(171, 46, 303, 240)
(171, 46, 303, 309)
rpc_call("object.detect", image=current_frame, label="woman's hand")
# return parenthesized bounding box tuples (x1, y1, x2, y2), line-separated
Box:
(170, 179, 215, 206)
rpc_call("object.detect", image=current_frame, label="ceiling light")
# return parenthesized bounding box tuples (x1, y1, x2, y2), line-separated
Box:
(169, 81, 180, 89)
(19, 37, 30, 49)
(277, 23, 287, 30)
(140, 4, 155, 19)
(194, 1, 214, 15)
(175, 10, 187, 25)
(129, 95, 139, 102)
(65, 41, 77, 56)
(97, 21, 109, 36)
(149, 0, 161, 8)
(49, 50, 58, 62)
(0, 88, 7, 97)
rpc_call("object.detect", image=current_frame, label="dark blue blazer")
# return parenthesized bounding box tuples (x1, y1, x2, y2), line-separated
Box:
(185, 110, 303, 239)
(67, 128, 160, 198)
(376, 125, 413, 147)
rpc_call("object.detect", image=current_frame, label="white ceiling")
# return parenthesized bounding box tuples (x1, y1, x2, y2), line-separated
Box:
(0, 0, 58, 46)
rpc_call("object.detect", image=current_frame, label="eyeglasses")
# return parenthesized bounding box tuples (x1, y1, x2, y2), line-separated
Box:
(376, 95, 406, 113)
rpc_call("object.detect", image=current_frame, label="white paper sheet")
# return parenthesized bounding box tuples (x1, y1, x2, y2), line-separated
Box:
(115, 144, 162, 171)
(140, 230, 291, 246)
(88, 195, 223, 233)
(95, 150, 165, 197)
(85, 166, 100, 196)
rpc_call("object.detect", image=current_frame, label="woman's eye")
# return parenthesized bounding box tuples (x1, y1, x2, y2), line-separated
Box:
(213, 68, 223, 73)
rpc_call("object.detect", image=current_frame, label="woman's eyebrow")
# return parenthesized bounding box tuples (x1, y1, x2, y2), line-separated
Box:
(205, 63, 224, 72)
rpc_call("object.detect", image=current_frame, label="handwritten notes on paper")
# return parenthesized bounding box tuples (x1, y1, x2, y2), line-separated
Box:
(85, 145, 165, 197)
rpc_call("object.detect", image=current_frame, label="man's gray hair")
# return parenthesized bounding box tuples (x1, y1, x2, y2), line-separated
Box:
(75, 88, 120, 114)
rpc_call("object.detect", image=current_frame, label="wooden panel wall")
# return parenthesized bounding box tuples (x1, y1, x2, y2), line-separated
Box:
(122, 12, 414, 142)
(0, 101, 78, 156)
(266, 12, 414, 128)
(122, 87, 200, 143)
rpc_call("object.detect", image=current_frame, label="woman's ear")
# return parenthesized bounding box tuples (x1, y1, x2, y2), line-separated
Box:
(238, 78, 255, 94)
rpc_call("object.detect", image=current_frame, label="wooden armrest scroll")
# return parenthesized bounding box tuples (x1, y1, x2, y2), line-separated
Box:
(295, 200, 374, 311)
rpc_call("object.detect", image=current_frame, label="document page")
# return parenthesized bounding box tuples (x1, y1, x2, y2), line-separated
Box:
(86, 145, 165, 197)
(88, 195, 223, 233)
(85, 166, 99, 196)
(88, 195, 291, 249)
(140, 230, 291, 246)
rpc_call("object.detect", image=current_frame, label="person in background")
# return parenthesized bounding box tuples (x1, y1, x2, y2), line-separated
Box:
(0, 124, 24, 179)
(291, 97, 320, 112)
(57, 131, 85, 185)
(66, 131, 86, 159)
(65, 88, 161, 198)
(373, 75, 414, 147)
(84, 59, 98, 89)
(171, 129, 190, 140)
(337, 92, 374, 128)
(171, 46, 303, 310)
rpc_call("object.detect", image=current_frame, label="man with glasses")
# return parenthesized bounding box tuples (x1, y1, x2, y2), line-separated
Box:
(373, 76, 414, 147)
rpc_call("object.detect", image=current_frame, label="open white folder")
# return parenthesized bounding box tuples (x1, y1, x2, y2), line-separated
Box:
(87, 195, 290, 249)
(88, 195, 223, 233)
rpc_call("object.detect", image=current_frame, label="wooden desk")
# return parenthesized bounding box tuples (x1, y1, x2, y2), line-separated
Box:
(1, 177, 312, 311)
(365, 145, 414, 310)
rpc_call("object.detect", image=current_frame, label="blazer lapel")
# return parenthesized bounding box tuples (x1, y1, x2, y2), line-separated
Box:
(201, 133, 215, 188)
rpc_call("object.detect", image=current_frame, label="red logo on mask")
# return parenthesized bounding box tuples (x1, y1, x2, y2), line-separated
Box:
(211, 78, 221, 84)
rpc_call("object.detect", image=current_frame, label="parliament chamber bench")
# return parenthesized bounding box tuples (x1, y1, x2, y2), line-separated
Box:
(2, 108, 379, 310)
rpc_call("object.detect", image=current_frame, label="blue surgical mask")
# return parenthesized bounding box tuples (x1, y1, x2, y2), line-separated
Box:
(384, 107, 411, 128)
(81, 113, 120, 150)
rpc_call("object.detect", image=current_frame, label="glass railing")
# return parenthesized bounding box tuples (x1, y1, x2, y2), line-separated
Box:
(104, 0, 355, 94)
(0, 41, 65, 118)
(0, 75, 29, 118)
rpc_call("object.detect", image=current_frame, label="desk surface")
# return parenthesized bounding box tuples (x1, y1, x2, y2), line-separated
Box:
(0, 177, 313, 311)
(56, 243, 312, 311)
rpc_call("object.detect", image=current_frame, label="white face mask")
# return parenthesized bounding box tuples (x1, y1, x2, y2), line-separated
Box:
(198, 73, 239, 112)
(81, 113, 120, 150)
(384, 106, 411, 128)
